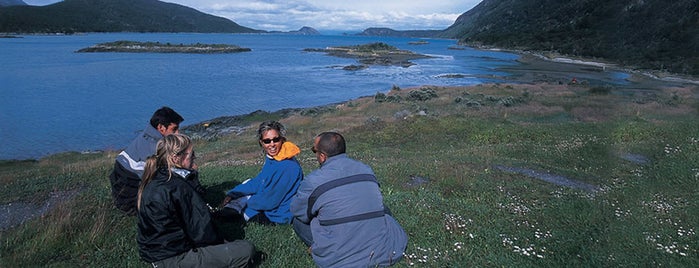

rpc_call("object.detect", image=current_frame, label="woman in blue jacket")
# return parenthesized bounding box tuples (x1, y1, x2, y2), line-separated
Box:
(219, 121, 303, 225)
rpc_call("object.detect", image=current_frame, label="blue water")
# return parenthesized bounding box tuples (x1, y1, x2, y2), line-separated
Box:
(1, 33, 524, 160)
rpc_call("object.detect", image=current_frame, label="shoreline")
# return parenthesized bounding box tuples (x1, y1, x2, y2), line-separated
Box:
(4, 48, 697, 162)
(503, 50, 699, 86)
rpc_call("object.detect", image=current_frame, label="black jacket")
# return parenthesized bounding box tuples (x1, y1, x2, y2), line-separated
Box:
(136, 167, 220, 263)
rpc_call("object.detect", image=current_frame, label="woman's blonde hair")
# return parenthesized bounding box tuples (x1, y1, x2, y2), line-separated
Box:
(137, 133, 192, 210)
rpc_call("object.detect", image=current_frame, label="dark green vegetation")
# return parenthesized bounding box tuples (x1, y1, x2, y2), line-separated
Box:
(76, 40, 252, 53)
(1, 81, 697, 266)
(0, 0, 260, 33)
(441, 0, 699, 76)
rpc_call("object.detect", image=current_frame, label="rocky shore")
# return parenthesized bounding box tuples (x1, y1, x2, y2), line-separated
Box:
(181, 52, 698, 141)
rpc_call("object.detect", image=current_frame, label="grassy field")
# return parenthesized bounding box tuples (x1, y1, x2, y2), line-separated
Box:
(1, 81, 698, 267)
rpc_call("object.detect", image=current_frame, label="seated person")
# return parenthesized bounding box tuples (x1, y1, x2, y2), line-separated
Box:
(291, 132, 408, 267)
(218, 121, 303, 225)
(137, 133, 256, 267)
(109, 106, 183, 215)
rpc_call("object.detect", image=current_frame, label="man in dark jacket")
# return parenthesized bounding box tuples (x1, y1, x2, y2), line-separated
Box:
(109, 106, 183, 215)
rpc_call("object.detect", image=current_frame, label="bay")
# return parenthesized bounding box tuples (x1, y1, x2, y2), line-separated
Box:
(2, 33, 522, 160)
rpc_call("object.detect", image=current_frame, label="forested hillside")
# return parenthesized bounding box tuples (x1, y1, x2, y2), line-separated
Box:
(0, 0, 261, 33)
(441, 0, 699, 76)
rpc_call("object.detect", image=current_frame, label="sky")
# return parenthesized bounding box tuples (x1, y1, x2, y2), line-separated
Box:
(23, 0, 482, 33)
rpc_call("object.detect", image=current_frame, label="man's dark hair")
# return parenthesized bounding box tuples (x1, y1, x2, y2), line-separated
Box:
(316, 132, 346, 157)
(150, 106, 184, 129)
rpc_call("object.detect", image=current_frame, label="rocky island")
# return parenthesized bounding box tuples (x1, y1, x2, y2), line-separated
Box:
(304, 42, 432, 68)
(76, 40, 251, 53)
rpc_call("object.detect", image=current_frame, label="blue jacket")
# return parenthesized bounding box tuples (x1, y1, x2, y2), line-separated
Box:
(228, 155, 303, 224)
(291, 154, 408, 267)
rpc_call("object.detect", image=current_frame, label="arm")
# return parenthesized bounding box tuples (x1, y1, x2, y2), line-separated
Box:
(246, 160, 302, 211)
(176, 182, 222, 247)
(221, 165, 266, 206)
(290, 177, 314, 223)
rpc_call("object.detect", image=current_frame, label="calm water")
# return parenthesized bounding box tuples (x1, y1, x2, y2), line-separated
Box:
(1, 33, 524, 160)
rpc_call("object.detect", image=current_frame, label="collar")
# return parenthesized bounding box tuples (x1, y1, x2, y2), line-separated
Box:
(171, 167, 192, 178)
(271, 141, 301, 161)
(321, 153, 347, 167)
(143, 123, 164, 141)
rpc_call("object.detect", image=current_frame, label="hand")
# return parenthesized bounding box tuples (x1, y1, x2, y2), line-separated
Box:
(220, 196, 232, 207)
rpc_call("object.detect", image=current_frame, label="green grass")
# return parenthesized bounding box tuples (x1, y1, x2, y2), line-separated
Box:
(1, 83, 698, 267)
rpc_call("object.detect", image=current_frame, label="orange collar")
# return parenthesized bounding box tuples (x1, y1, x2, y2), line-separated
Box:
(272, 141, 301, 161)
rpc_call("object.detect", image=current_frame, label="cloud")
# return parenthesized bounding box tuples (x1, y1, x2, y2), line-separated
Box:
(195, 0, 480, 31)
(24, 0, 482, 32)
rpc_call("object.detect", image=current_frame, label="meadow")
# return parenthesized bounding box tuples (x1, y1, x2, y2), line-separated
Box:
(1, 80, 698, 267)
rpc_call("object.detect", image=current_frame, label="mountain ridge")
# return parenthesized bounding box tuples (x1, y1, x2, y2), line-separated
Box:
(0, 0, 261, 33)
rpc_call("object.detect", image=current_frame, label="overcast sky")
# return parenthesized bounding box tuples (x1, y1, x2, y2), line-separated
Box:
(23, 0, 482, 32)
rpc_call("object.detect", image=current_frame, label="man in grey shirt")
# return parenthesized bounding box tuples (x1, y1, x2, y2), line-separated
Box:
(291, 132, 407, 267)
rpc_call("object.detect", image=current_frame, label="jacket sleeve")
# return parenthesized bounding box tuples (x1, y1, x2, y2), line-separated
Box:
(290, 175, 314, 223)
(228, 175, 263, 196)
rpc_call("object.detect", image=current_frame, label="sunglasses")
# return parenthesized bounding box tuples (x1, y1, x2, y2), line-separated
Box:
(261, 137, 282, 144)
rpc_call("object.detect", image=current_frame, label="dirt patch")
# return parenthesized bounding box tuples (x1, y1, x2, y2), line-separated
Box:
(0, 190, 80, 231)
(619, 153, 650, 165)
(495, 165, 601, 192)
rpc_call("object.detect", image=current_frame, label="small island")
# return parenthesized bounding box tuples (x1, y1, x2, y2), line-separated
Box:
(408, 40, 429, 45)
(76, 40, 252, 53)
(304, 42, 432, 68)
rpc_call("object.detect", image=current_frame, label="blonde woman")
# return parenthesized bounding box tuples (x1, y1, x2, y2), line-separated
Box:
(137, 134, 256, 267)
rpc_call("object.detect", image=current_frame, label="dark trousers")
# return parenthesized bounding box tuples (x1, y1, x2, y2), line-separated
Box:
(109, 162, 139, 215)
(152, 240, 255, 268)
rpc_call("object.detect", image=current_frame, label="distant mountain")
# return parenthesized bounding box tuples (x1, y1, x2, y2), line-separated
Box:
(268, 26, 321, 35)
(0, 0, 262, 33)
(0, 0, 26, 7)
(441, 0, 699, 76)
(356, 27, 441, 38)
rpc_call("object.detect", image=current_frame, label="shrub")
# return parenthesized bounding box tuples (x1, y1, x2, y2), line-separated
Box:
(374, 92, 387, 103)
(407, 88, 438, 101)
(589, 86, 612, 95)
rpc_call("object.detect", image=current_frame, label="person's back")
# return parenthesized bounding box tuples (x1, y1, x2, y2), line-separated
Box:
(306, 154, 407, 267)
(292, 132, 407, 267)
(109, 106, 183, 215)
